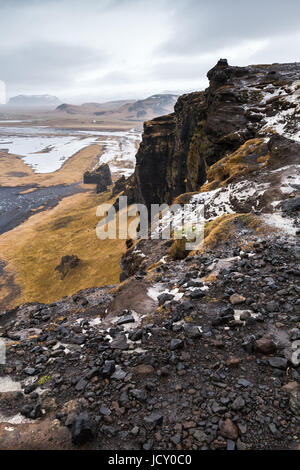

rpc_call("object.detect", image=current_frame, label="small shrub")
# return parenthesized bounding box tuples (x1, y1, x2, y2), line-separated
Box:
(38, 375, 51, 385)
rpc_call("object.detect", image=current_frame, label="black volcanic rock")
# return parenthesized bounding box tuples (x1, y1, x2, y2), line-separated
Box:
(55, 255, 80, 280)
(0, 61, 299, 452)
(112, 175, 127, 196)
(71, 412, 93, 445)
(120, 60, 300, 210)
(83, 163, 112, 193)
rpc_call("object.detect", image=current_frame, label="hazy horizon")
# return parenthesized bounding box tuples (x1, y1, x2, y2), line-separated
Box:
(0, 0, 299, 104)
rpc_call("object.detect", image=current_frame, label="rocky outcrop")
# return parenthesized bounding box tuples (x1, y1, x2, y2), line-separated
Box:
(122, 59, 300, 209)
(55, 255, 80, 280)
(84, 163, 112, 194)
(132, 93, 207, 207)
(112, 175, 127, 197)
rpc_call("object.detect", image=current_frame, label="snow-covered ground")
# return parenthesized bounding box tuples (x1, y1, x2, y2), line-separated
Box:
(151, 179, 270, 239)
(95, 128, 142, 177)
(0, 125, 141, 175)
(151, 163, 299, 242)
(256, 79, 300, 142)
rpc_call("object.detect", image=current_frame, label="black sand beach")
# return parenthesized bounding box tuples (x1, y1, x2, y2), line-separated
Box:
(0, 183, 87, 235)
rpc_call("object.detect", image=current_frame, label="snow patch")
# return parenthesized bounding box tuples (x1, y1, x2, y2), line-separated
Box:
(0, 126, 141, 175)
(259, 80, 300, 142)
(0, 413, 33, 425)
(0, 376, 21, 393)
(147, 284, 184, 302)
(263, 213, 297, 236)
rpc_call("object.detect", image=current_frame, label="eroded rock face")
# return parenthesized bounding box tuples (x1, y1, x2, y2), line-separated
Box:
(55, 255, 80, 280)
(1, 61, 299, 452)
(121, 59, 300, 209)
(83, 163, 112, 194)
(133, 94, 207, 207)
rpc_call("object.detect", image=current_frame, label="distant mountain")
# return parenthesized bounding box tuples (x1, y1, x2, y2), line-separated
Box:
(7, 94, 62, 108)
(56, 94, 178, 122)
(56, 100, 134, 115)
(118, 94, 178, 121)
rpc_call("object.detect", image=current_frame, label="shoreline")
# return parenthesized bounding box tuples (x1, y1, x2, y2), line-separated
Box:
(0, 182, 89, 236)
(0, 143, 102, 187)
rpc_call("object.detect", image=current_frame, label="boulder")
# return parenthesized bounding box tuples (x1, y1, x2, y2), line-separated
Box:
(254, 336, 277, 355)
(71, 412, 93, 445)
(83, 163, 112, 194)
(230, 294, 246, 305)
(143, 412, 163, 430)
(220, 419, 239, 440)
(55, 255, 80, 280)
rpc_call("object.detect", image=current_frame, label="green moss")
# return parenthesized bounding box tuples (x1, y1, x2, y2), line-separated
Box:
(38, 374, 51, 385)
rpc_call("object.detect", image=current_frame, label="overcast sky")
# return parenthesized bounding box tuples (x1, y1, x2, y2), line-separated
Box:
(0, 0, 299, 103)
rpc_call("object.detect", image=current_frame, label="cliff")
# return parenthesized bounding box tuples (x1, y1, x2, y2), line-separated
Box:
(83, 163, 112, 194)
(123, 59, 300, 209)
(0, 61, 299, 451)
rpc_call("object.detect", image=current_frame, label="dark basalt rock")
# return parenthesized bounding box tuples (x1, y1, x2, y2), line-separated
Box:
(83, 163, 112, 194)
(269, 357, 288, 370)
(143, 412, 163, 430)
(281, 197, 300, 214)
(21, 403, 42, 420)
(71, 412, 94, 445)
(112, 175, 126, 196)
(55, 255, 80, 280)
(119, 60, 300, 211)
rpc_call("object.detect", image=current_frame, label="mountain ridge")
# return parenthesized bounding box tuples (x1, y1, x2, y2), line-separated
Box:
(56, 94, 178, 121)
(6, 94, 62, 107)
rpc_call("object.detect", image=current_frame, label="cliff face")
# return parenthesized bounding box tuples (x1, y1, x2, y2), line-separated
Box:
(126, 59, 300, 209)
(83, 163, 112, 194)
(133, 91, 207, 206)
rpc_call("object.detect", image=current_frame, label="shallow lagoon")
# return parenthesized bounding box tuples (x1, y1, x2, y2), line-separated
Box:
(0, 125, 141, 175)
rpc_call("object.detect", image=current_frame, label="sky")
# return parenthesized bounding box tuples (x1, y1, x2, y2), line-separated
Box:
(0, 0, 299, 103)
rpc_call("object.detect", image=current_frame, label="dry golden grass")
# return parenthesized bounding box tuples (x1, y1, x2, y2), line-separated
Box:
(173, 192, 198, 205)
(0, 144, 102, 187)
(202, 273, 218, 283)
(202, 213, 261, 250)
(146, 261, 165, 274)
(201, 138, 270, 192)
(0, 190, 130, 308)
(167, 237, 189, 260)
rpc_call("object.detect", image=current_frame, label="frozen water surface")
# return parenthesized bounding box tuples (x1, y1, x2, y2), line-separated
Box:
(0, 125, 142, 175)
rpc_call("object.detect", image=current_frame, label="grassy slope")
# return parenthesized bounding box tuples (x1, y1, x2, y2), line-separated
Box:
(0, 190, 126, 308)
(0, 117, 141, 309)
(0, 144, 102, 187)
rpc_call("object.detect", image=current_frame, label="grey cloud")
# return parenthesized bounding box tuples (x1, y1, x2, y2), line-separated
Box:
(0, 41, 108, 87)
(150, 60, 212, 81)
(92, 70, 135, 86)
(0, 0, 299, 101)
(159, 0, 300, 57)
